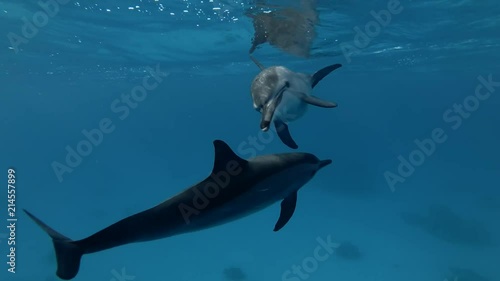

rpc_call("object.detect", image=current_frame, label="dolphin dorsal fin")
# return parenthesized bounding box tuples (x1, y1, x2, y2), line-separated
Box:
(250, 55, 265, 70)
(212, 140, 248, 173)
(311, 64, 342, 88)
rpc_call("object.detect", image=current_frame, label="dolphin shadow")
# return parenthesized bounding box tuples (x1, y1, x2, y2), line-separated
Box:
(223, 266, 247, 281)
(446, 267, 491, 281)
(400, 204, 494, 247)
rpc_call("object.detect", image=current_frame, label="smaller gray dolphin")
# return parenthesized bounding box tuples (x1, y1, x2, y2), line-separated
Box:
(250, 55, 342, 149)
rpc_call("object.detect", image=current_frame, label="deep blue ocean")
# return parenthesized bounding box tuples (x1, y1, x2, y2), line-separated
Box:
(1, 0, 499, 281)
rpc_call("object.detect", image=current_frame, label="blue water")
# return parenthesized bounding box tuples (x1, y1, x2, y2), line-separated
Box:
(1, 0, 499, 281)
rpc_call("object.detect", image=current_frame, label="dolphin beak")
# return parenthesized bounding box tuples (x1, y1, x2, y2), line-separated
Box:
(260, 120, 271, 131)
(319, 159, 332, 169)
(260, 85, 288, 131)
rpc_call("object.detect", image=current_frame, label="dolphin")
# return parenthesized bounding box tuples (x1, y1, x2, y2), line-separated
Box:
(24, 140, 332, 280)
(246, 0, 319, 58)
(250, 55, 342, 149)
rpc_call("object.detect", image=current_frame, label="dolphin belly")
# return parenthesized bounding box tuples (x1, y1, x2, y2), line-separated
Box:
(274, 92, 308, 122)
(183, 164, 312, 232)
(178, 189, 281, 232)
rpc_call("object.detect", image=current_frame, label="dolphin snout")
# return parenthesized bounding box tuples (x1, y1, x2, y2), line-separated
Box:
(260, 120, 271, 131)
(319, 159, 332, 169)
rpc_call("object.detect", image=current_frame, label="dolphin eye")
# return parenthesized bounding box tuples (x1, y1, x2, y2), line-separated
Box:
(285, 81, 290, 87)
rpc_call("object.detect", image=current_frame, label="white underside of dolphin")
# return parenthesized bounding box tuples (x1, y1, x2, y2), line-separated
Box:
(250, 55, 342, 149)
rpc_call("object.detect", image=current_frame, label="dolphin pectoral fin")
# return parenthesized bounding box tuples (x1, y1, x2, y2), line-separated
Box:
(291, 91, 337, 108)
(274, 119, 298, 149)
(274, 191, 298, 232)
(302, 95, 337, 108)
(311, 63, 342, 88)
(212, 140, 248, 173)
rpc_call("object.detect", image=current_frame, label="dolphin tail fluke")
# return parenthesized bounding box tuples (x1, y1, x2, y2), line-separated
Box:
(23, 209, 84, 280)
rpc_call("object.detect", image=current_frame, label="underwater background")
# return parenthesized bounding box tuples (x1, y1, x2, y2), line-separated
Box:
(1, 0, 499, 281)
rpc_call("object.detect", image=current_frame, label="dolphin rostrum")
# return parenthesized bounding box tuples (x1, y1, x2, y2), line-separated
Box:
(24, 140, 332, 280)
(250, 55, 342, 149)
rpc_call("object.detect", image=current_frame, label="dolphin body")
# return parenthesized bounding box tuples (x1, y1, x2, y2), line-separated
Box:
(24, 140, 332, 280)
(250, 55, 342, 149)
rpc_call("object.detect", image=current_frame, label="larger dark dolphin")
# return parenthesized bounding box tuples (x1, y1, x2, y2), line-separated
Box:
(24, 140, 332, 280)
